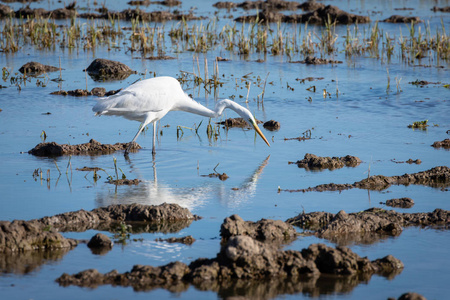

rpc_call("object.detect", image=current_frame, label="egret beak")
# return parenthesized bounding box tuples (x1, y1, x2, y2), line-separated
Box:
(252, 122, 270, 147)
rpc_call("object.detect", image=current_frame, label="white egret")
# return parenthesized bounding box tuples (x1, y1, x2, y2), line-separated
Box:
(93, 76, 270, 155)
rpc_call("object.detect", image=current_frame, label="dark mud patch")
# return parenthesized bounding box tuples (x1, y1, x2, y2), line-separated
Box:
(290, 56, 343, 64)
(235, 5, 370, 24)
(0, 220, 77, 253)
(432, 6, 450, 12)
(107, 178, 141, 185)
(56, 216, 402, 293)
(28, 139, 141, 157)
(296, 76, 324, 83)
(287, 208, 449, 245)
(289, 153, 361, 171)
(281, 166, 450, 192)
(0, 4, 13, 18)
(78, 9, 202, 22)
(218, 117, 262, 128)
(391, 158, 422, 164)
(128, 0, 181, 6)
(144, 55, 176, 60)
(85, 58, 136, 81)
(201, 172, 229, 181)
(39, 203, 201, 232)
(263, 120, 280, 131)
(220, 214, 298, 244)
(87, 233, 113, 253)
(432, 138, 450, 149)
(384, 197, 415, 208)
(383, 15, 421, 23)
(0, 203, 199, 273)
(409, 79, 441, 86)
(14, 5, 76, 19)
(397, 292, 427, 300)
(213, 2, 237, 10)
(156, 235, 195, 245)
(51, 87, 121, 97)
(19, 61, 59, 76)
(0, 4, 201, 21)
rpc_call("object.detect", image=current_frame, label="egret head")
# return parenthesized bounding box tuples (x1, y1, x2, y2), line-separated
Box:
(239, 108, 270, 147)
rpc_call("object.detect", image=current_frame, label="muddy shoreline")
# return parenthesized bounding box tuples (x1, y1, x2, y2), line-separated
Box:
(282, 166, 450, 192)
(1, 202, 444, 298)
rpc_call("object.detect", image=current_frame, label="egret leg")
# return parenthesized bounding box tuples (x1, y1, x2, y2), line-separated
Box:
(125, 123, 146, 156)
(152, 123, 156, 155)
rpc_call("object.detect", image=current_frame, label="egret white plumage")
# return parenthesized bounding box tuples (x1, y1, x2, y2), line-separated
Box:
(92, 76, 270, 155)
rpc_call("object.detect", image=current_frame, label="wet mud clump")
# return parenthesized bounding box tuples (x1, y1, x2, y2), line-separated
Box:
(287, 208, 449, 245)
(85, 58, 136, 81)
(39, 203, 200, 232)
(282, 166, 450, 192)
(0, 203, 199, 274)
(220, 214, 298, 244)
(396, 292, 427, 300)
(263, 120, 281, 131)
(87, 233, 113, 250)
(0, 220, 77, 253)
(128, 0, 182, 6)
(28, 139, 141, 157)
(383, 15, 421, 23)
(291, 153, 361, 171)
(107, 178, 141, 185)
(56, 215, 403, 292)
(51, 87, 121, 97)
(14, 4, 77, 19)
(218, 117, 262, 128)
(78, 8, 201, 22)
(432, 138, 450, 149)
(235, 5, 370, 24)
(19, 62, 59, 75)
(385, 197, 415, 208)
(0, 3, 201, 21)
(0, 4, 13, 18)
(291, 56, 343, 64)
(156, 235, 195, 245)
(432, 6, 450, 12)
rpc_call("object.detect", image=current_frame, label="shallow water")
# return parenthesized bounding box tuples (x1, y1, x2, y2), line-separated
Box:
(1, 0, 450, 299)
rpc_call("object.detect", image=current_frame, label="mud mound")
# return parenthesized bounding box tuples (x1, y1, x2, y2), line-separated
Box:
(39, 203, 200, 232)
(0, 4, 13, 18)
(235, 4, 370, 24)
(56, 237, 402, 290)
(220, 214, 298, 243)
(19, 62, 59, 75)
(156, 235, 195, 245)
(291, 56, 343, 64)
(87, 233, 113, 250)
(292, 153, 361, 170)
(385, 197, 415, 208)
(78, 9, 201, 22)
(287, 208, 449, 244)
(0, 220, 77, 253)
(432, 6, 450, 12)
(432, 138, 450, 149)
(28, 139, 141, 156)
(383, 15, 421, 23)
(282, 166, 450, 192)
(218, 117, 262, 128)
(85, 58, 136, 81)
(263, 120, 281, 131)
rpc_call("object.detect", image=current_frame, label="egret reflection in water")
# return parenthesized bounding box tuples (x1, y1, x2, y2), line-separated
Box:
(94, 155, 271, 210)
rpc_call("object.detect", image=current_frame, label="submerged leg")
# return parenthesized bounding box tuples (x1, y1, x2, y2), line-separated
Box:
(125, 123, 146, 156)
